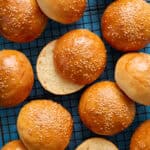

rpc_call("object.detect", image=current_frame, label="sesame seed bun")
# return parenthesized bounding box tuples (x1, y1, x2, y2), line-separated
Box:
(36, 40, 84, 95)
(54, 29, 107, 85)
(79, 81, 136, 135)
(130, 120, 150, 150)
(2, 140, 27, 150)
(0, 50, 34, 108)
(37, 0, 86, 24)
(76, 138, 118, 150)
(0, 0, 47, 43)
(115, 53, 150, 105)
(101, 0, 150, 51)
(17, 100, 73, 150)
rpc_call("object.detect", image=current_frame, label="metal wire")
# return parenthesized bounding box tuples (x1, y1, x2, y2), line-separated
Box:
(0, 0, 150, 149)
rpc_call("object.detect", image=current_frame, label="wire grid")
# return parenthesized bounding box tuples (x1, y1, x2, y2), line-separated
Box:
(0, 0, 150, 149)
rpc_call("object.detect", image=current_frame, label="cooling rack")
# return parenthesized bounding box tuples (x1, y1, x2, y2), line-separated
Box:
(0, 0, 150, 149)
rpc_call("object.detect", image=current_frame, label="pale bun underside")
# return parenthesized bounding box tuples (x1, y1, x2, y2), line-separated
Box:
(37, 0, 86, 24)
(115, 52, 150, 105)
(36, 40, 84, 95)
(76, 138, 118, 150)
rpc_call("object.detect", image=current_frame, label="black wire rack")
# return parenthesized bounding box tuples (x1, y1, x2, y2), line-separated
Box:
(0, 0, 150, 149)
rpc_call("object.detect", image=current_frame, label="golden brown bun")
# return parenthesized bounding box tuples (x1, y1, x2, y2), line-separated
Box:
(101, 0, 150, 51)
(0, 50, 34, 108)
(115, 53, 150, 105)
(54, 29, 107, 85)
(36, 40, 84, 95)
(76, 137, 118, 150)
(0, 0, 47, 43)
(130, 120, 150, 150)
(79, 81, 135, 135)
(37, 0, 86, 24)
(2, 140, 27, 150)
(17, 100, 73, 150)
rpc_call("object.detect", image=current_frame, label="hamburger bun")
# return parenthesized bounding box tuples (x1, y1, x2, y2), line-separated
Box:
(0, 0, 47, 43)
(115, 53, 150, 105)
(76, 137, 118, 150)
(79, 81, 135, 135)
(54, 29, 107, 85)
(0, 50, 34, 108)
(17, 100, 73, 150)
(36, 40, 84, 95)
(37, 0, 86, 24)
(130, 120, 150, 150)
(2, 140, 27, 150)
(101, 0, 150, 51)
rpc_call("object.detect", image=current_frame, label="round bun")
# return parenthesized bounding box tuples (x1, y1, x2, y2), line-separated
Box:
(17, 100, 73, 150)
(76, 137, 118, 150)
(0, 50, 34, 108)
(130, 120, 150, 150)
(2, 140, 27, 150)
(54, 29, 107, 85)
(37, 40, 84, 95)
(37, 0, 86, 24)
(79, 81, 135, 135)
(101, 0, 150, 51)
(0, 0, 47, 43)
(115, 53, 150, 105)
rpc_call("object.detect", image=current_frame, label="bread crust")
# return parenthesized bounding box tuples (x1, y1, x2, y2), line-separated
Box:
(54, 29, 107, 85)
(130, 120, 150, 150)
(79, 81, 135, 135)
(17, 100, 73, 150)
(0, 0, 48, 42)
(2, 140, 27, 150)
(36, 40, 84, 95)
(0, 50, 34, 107)
(102, 0, 150, 51)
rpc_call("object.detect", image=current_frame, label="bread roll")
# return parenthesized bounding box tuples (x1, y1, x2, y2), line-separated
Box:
(130, 120, 150, 150)
(101, 0, 150, 51)
(0, 50, 34, 108)
(17, 100, 73, 150)
(2, 140, 27, 150)
(37, 0, 86, 24)
(36, 40, 84, 95)
(79, 81, 135, 135)
(76, 138, 118, 150)
(54, 29, 107, 85)
(0, 0, 47, 43)
(115, 53, 150, 105)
